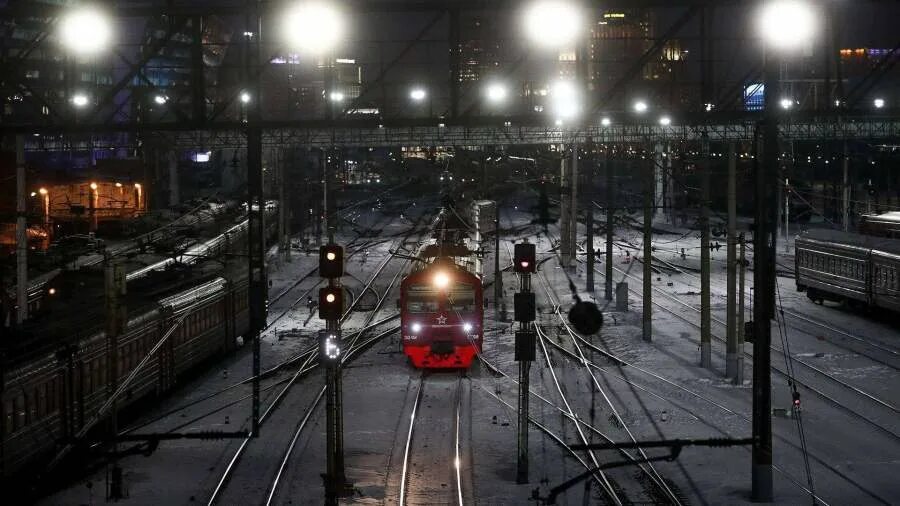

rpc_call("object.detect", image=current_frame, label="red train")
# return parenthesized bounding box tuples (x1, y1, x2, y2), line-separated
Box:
(399, 209, 483, 368)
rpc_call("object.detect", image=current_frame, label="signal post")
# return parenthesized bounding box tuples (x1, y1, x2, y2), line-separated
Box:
(319, 244, 347, 505)
(513, 241, 536, 484)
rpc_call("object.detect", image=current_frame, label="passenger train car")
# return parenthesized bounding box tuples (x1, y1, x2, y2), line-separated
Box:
(795, 229, 900, 312)
(1, 212, 275, 490)
(859, 211, 900, 239)
(399, 208, 484, 368)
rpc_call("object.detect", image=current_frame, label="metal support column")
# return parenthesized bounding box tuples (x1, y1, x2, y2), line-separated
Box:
(700, 133, 712, 369)
(559, 149, 571, 267)
(105, 260, 126, 500)
(494, 202, 503, 307)
(15, 135, 27, 324)
(191, 15, 205, 124)
(245, 7, 265, 438)
(842, 142, 850, 232)
(752, 49, 778, 503)
(324, 315, 345, 505)
(449, 8, 460, 119)
(642, 152, 653, 342)
(586, 140, 595, 292)
(605, 146, 614, 301)
(784, 178, 790, 252)
(736, 235, 746, 385)
(726, 142, 739, 380)
(516, 271, 532, 484)
(570, 146, 579, 270)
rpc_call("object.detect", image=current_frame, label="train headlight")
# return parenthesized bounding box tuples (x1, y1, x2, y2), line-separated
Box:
(411, 322, 422, 333)
(463, 323, 473, 333)
(434, 272, 450, 289)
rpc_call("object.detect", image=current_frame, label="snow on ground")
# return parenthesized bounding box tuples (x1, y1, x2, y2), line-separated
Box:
(39, 191, 899, 505)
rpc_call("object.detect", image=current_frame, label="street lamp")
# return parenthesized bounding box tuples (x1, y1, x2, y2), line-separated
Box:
(485, 82, 508, 104)
(240, 91, 251, 104)
(410, 88, 427, 102)
(522, 0, 583, 49)
(329, 91, 345, 102)
(601, 117, 612, 127)
(282, 1, 345, 54)
(72, 93, 89, 108)
(659, 115, 672, 126)
(757, 1, 817, 52)
(633, 100, 648, 114)
(550, 80, 581, 121)
(874, 98, 886, 109)
(754, 2, 818, 502)
(59, 6, 113, 55)
(779, 98, 794, 110)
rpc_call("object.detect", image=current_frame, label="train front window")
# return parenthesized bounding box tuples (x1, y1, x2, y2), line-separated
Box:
(450, 283, 476, 312)
(407, 285, 439, 313)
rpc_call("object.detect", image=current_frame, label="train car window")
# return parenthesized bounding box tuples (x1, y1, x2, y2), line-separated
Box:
(36, 384, 46, 419)
(407, 285, 440, 313)
(28, 389, 37, 423)
(4, 399, 13, 434)
(14, 394, 25, 431)
(450, 283, 476, 312)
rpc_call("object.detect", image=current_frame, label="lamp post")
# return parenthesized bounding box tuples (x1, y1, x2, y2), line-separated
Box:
(754, 2, 817, 501)
(283, 4, 348, 501)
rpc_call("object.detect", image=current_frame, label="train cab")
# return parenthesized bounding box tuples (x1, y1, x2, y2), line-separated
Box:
(400, 258, 483, 369)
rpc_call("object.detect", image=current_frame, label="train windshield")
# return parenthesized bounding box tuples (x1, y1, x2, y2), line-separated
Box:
(450, 283, 475, 312)
(407, 285, 439, 313)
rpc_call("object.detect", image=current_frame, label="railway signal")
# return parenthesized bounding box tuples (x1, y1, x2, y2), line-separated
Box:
(318, 242, 348, 504)
(512, 240, 536, 484)
(514, 292, 536, 322)
(515, 330, 536, 361)
(320, 244, 344, 278)
(319, 287, 343, 321)
(514, 242, 536, 273)
(318, 330, 342, 363)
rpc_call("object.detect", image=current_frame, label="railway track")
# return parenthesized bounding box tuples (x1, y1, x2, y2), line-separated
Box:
(394, 371, 470, 506)
(542, 221, 900, 439)
(207, 207, 438, 505)
(512, 218, 894, 504)
(643, 241, 900, 372)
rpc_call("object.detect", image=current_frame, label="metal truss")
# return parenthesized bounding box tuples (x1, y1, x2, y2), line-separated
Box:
(23, 116, 900, 151)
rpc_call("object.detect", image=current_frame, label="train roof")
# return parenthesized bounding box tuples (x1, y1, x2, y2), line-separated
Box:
(402, 257, 480, 285)
(799, 228, 900, 255)
(860, 211, 900, 224)
(1, 262, 241, 365)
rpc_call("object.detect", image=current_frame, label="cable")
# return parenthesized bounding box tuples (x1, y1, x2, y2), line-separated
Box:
(774, 280, 818, 505)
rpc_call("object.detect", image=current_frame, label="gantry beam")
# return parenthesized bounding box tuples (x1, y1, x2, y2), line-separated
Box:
(2, 0, 895, 19)
(22, 116, 900, 151)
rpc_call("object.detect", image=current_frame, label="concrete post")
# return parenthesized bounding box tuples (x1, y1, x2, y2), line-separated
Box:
(15, 135, 27, 324)
(726, 143, 739, 380)
(736, 235, 745, 385)
(570, 145, 579, 270)
(700, 134, 712, 369)
(643, 153, 653, 342)
(842, 142, 850, 232)
(559, 147, 571, 267)
(605, 146, 614, 301)
(167, 150, 179, 207)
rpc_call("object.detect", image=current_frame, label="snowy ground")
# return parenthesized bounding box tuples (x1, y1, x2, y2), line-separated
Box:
(39, 191, 899, 505)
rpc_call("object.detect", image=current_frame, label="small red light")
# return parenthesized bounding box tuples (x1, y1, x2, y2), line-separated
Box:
(521, 261, 529, 268)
